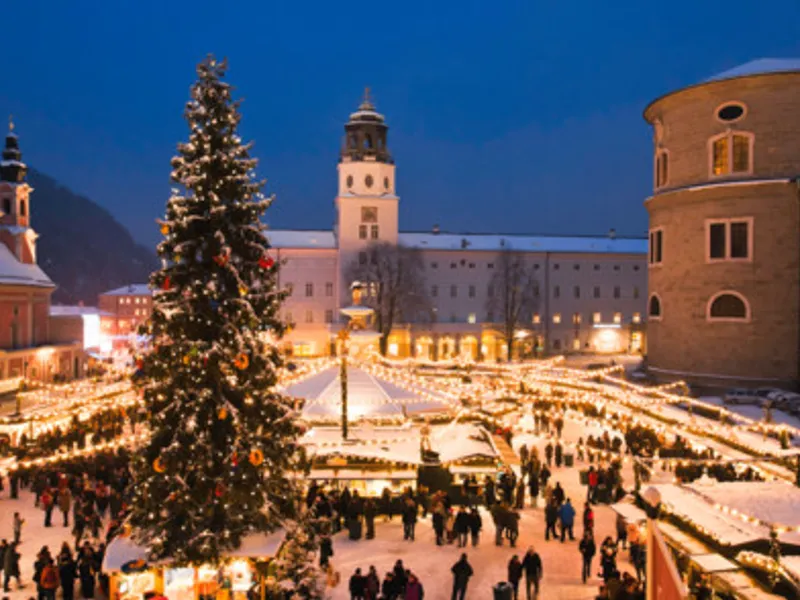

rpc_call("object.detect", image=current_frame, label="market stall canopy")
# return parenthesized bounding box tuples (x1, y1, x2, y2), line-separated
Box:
(283, 366, 450, 419)
(301, 423, 498, 466)
(103, 530, 285, 572)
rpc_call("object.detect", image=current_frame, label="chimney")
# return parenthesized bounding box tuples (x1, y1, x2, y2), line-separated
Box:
(432, 224, 440, 235)
(608, 228, 617, 240)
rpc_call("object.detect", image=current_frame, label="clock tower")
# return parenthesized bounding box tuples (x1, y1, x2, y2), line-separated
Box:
(335, 90, 399, 304)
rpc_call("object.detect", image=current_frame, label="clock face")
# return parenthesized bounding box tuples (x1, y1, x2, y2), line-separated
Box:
(365, 174, 374, 188)
(384, 176, 390, 190)
(346, 175, 354, 188)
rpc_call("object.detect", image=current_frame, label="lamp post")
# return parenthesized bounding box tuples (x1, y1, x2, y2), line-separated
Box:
(337, 327, 351, 441)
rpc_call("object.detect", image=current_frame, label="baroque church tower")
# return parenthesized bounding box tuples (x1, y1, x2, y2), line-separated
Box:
(0, 119, 39, 265)
(335, 90, 399, 304)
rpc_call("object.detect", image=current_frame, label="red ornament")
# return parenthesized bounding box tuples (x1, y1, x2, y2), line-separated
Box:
(162, 276, 171, 290)
(136, 358, 143, 370)
(231, 452, 239, 467)
(258, 255, 275, 270)
(213, 249, 230, 267)
(214, 483, 226, 498)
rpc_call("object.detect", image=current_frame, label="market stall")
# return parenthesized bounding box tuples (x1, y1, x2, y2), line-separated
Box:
(103, 530, 285, 600)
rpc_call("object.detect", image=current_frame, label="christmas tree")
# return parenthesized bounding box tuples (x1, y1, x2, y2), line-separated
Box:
(128, 56, 299, 565)
(271, 510, 327, 599)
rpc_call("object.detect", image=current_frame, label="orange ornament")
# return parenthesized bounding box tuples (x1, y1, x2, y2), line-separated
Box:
(249, 449, 264, 466)
(153, 457, 166, 473)
(234, 354, 249, 370)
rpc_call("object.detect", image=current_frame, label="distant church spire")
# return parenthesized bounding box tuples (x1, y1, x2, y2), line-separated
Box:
(360, 87, 374, 110)
(1, 116, 27, 183)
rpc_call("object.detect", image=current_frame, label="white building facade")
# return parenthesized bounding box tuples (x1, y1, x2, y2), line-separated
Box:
(270, 94, 648, 359)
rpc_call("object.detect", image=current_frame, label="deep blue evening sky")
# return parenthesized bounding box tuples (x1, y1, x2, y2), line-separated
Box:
(2, 1, 799, 248)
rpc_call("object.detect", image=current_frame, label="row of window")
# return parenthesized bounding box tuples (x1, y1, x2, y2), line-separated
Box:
(648, 291, 750, 322)
(285, 310, 335, 325)
(430, 261, 641, 272)
(431, 284, 641, 300)
(654, 130, 753, 189)
(285, 282, 335, 297)
(649, 218, 752, 266)
(118, 297, 150, 305)
(1, 197, 26, 217)
(538, 312, 640, 325)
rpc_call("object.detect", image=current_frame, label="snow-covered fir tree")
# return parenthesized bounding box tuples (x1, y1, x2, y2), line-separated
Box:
(128, 55, 300, 565)
(271, 510, 327, 600)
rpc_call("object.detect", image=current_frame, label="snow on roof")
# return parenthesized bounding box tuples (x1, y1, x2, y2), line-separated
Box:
(49, 305, 113, 318)
(103, 529, 286, 571)
(705, 59, 800, 83)
(0, 242, 54, 288)
(100, 284, 152, 296)
(267, 230, 336, 249)
(301, 423, 498, 466)
(399, 232, 647, 254)
(284, 366, 450, 418)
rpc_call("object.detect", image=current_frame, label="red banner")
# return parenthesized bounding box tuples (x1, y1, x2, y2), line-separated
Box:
(648, 523, 688, 600)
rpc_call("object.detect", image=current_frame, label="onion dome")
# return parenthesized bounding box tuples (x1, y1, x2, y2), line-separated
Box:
(1, 116, 27, 183)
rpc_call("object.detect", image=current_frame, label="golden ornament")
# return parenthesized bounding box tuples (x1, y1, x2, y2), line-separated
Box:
(153, 457, 166, 473)
(239, 285, 248, 297)
(218, 407, 228, 420)
(160, 224, 170, 235)
(249, 449, 264, 466)
(234, 353, 249, 370)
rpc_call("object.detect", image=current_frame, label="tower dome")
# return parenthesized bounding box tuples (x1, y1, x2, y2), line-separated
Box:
(341, 88, 392, 164)
(1, 117, 27, 184)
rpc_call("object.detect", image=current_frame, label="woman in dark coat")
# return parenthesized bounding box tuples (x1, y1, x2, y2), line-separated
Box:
(77, 553, 95, 599)
(58, 545, 77, 600)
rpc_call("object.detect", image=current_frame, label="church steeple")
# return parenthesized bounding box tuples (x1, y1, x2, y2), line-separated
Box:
(341, 88, 392, 164)
(1, 116, 27, 184)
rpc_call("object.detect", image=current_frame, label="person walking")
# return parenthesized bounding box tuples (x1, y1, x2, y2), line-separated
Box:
(507, 555, 523, 600)
(364, 498, 376, 540)
(41, 489, 55, 528)
(348, 567, 366, 600)
(319, 534, 333, 568)
(521, 546, 542, 600)
(552, 482, 565, 506)
(392, 560, 407, 596)
(39, 559, 60, 600)
(402, 498, 417, 541)
(454, 507, 470, 548)
(616, 513, 628, 550)
(77, 551, 95, 600)
(554, 443, 563, 468)
(58, 487, 72, 528)
(58, 545, 77, 600)
(559, 499, 576, 542)
(468, 508, 482, 547)
(432, 510, 445, 546)
(3, 541, 21, 592)
(450, 554, 473, 600)
(544, 500, 559, 541)
(365, 566, 379, 600)
(578, 531, 596, 584)
(582, 502, 594, 536)
(528, 471, 539, 509)
(404, 572, 424, 600)
(544, 442, 553, 467)
(13, 513, 24, 544)
(587, 466, 598, 504)
(600, 536, 618, 582)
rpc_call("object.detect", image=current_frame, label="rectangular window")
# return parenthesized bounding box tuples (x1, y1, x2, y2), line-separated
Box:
(487, 311, 494, 322)
(553, 285, 560, 299)
(468, 285, 476, 298)
(324, 309, 333, 323)
(613, 286, 620, 299)
(532, 284, 540, 298)
(732, 135, 750, 173)
(593, 286, 600, 299)
(572, 313, 581, 324)
(656, 151, 669, 187)
(286, 283, 294, 295)
(632, 312, 641, 324)
(552, 313, 561, 324)
(633, 286, 640, 299)
(358, 224, 367, 240)
(361, 206, 378, 222)
(325, 282, 334, 297)
(431, 262, 438, 269)
(532, 314, 540, 324)
(468, 263, 475, 269)
(487, 263, 494, 269)
(370, 224, 379, 240)
(649, 229, 663, 265)
(450, 262, 457, 269)
(613, 312, 622, 324)
(450, 285, 457, 298)
(305, 310, 313, 323)
(467, 313, 476, 324)
(487, 285, 494, 298)
(431, 285, 438, 298)
(573, 286, 580, 299)
(593, 312, 601, 324)
(707, 219, 752, 261)
(305, 283, 313, 297)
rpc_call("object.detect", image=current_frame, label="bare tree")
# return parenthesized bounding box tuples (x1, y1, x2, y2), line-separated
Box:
(486, 247, 539, 361)
(346, 242, 430, 355)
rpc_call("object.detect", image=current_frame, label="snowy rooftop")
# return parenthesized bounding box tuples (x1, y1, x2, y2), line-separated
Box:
(0, 243, 54, 288)
(283, 366, 450, 419)
(100, 284, 152, 296)
(301, 423, 498, 466)
(266, 229, 647, 255)
(49, 305, 113, 317)
(705, 59, 800, 83)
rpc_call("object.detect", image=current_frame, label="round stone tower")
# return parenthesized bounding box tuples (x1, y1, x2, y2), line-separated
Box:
(644, 59, 800, 388)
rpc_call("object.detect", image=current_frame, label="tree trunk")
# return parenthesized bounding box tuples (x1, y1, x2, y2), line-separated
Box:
(506, 337, 514, 362)
(379, 333, 389, 356)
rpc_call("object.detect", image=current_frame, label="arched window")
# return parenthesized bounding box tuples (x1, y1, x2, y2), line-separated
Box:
(707, 291, 750, 322)
(2, 198, 10, 216)
(364, 134, 373, 149)
(19, 199, 26, 217)
(709, 131, 753, 176)
(648, 294, 662, 319)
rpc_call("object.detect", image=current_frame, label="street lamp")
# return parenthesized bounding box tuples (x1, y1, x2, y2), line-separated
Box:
(337, 281, 378, 440)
